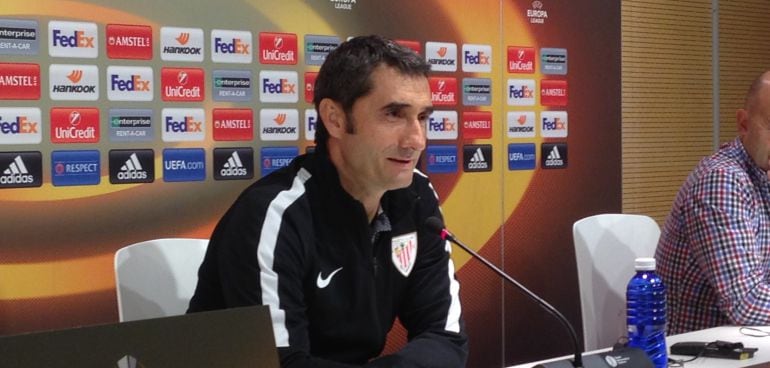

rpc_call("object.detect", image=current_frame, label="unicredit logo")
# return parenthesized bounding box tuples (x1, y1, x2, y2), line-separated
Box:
(259, 32, 298, 65)
(429, 77, 457, 106)
(161, 67, 204, 101)
(51, 108, 99, 143)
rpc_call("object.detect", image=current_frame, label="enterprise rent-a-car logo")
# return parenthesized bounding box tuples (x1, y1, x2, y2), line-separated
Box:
(0, 18, 39, 56)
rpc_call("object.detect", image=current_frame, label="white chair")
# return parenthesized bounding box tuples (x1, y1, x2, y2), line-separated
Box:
(114, 238, 208, 322)
(572, 214, 661, 351)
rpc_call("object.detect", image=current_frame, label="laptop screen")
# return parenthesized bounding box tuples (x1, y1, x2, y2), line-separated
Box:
(0, 305, 279, 368)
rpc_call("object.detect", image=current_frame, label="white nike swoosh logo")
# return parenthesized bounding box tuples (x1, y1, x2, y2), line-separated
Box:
(316, 267, 343, 289)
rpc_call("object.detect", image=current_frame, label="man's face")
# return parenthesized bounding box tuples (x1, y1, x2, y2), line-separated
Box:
(334, 65, 433, 194)
(740, 87, 770, 171)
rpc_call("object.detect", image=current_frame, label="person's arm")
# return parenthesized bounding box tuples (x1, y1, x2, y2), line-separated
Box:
(213, 191, 364, 368)
(685, 168, 770, 324)
(368, 180, 468, 368)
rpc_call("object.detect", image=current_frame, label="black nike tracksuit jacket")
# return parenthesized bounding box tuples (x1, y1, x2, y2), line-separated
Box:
(188, 152, 468, 367)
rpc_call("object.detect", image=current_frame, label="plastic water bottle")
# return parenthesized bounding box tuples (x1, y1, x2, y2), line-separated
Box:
(626, 257, 667, 368)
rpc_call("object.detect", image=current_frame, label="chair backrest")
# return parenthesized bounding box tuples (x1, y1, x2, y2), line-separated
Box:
(114, 238, 208, 322)
(572, 214, 660, 351)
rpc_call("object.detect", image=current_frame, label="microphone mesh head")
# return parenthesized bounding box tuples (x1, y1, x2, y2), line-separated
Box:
(424, 216, 445, 234)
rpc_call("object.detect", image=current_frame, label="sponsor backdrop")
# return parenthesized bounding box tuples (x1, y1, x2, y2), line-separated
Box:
(0, 0, 619, 366)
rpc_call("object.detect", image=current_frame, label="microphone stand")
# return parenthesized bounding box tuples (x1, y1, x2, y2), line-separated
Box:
(426, 217, 652, 368)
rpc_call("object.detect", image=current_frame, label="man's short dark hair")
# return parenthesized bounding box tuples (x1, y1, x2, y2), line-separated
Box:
(312, 35, 431, 154)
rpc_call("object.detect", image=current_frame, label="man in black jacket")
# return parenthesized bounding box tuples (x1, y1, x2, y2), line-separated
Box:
(189, 35, 468, 367)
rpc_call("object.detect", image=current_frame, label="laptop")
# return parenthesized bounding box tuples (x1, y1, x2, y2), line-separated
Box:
(0, 305, 279, 368)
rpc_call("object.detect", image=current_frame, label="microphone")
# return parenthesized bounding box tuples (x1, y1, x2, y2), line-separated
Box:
(424, 217, 652, 368)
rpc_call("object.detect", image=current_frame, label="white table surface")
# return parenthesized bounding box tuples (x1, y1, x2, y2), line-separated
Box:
(508, 326, 770, 368)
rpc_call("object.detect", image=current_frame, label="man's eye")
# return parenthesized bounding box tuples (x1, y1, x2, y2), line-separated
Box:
(386, 110, 401, 119)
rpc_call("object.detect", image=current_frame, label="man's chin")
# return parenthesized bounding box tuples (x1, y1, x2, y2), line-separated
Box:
(388, 176, 414, 191)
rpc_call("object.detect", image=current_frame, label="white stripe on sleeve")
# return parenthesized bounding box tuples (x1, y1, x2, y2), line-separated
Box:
(257, 168, 312, 347)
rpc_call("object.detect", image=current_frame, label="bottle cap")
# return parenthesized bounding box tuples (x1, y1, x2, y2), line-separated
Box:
(634, 257, 656, 271)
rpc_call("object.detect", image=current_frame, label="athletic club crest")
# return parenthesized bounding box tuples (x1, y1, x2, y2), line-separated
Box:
(391, 232, 417, 277)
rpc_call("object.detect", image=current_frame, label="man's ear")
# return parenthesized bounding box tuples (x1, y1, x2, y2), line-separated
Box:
(737, 108, 750, 136)
(319, 98, 346, 138)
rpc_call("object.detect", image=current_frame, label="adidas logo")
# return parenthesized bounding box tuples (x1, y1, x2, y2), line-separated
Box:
(467, 147, 489, 170)
(547, 146, 561, 160)
(1, 155, 34, 185)
(117, 153, 148, 180)
(543, 144, 566, 168)
(220, 151, 248, 176)
(4, 155, 28, 175)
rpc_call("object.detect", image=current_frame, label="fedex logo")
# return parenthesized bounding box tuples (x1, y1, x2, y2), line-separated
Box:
(107, 66, 153, 101)
(259, 32, 297, 65)
(541, 111, 568, 138)
(165, 116, 202, 132)
(507, 111, 535, 138)
(462, 44, 492, 73)
(507, 79, 536, 106)
(211, 29, 252, 63)
(429, 77, 458, 106)
(161, 67, 204, 101)
(48, 21, 97, 58)
(161, 108, 205, 142)
(111, 75, 150, 91)
(305, 109, 317, 141)
(427, 110, 458, 140)
(259, 71, 298, 103)
(0, 108, 42, 144)
(540, 79, 568, 106)
(507, 46, 535, 73)
(215, 37, 249, 54)
(425, 42, 457, 72)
